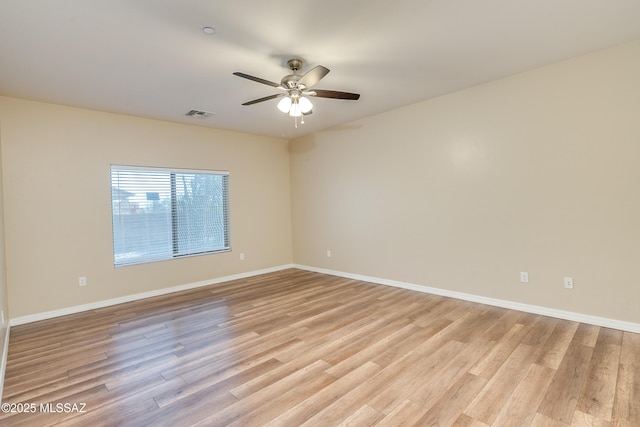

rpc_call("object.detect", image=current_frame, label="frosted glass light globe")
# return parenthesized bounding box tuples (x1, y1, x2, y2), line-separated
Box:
(277, 97, 292, 113)
(299, 96, 313, 113)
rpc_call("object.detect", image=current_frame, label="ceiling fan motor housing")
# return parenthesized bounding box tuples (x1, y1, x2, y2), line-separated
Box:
(281, 58, 305, 89)
(281, 74, 301, 89)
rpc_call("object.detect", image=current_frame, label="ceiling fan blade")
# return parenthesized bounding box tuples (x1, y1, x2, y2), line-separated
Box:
(233, 72, 281, 88)
(297, 65, 330, 89)
(310, 89, 360, 100)
(242, 93, 285, 106)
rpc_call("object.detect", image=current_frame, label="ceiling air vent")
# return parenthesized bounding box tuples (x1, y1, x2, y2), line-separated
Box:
(185, 109, 215, 119)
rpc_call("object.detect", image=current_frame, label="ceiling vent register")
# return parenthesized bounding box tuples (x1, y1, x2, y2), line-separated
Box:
(185, 109, 215, 118)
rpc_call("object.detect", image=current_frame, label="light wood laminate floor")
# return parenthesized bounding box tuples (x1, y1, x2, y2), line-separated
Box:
(1, 269, 639, 426)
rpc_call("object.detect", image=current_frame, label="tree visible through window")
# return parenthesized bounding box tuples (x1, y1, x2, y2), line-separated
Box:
(111, 165, 230, 267)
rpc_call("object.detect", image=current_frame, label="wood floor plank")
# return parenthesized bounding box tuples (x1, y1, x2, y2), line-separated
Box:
(413, 372, 487, 426)
(177, 336, 304, 385)
(315, 316, 406, 366)
(520, 315, 558, 348)
(324, 318, 415, 378)
(530, 412, 570, 427)
(296, 363, 390, 426)
(481, 308, 524, 341)
(535, 319, 580, 369)
(619, 331, 640, 366)
(64, 375, 187, 427)
(370, 316, 453, 368)
(404, 337, 494, 413)
(570, 410, 611, 426)
(464, 343, 539, 425)
(225, 363, 342, 427)
(1, 268, 638, 426)
(537, 325, 598, 424)
(491, 363, 555, 427)
(196, 359, 336, 426)
(337, 404, 384, 426)
(453, 413, 491, 426)
(376, 399, 425, 426)
(576, 328, 623, 421)
(468, 322, 530, 378)
(154, 358, 282, 408)
(366, 339, 467, 413)
(262, 361, 382, 426)
(576, 323, 602, 347)
(612, 363, 640, 426)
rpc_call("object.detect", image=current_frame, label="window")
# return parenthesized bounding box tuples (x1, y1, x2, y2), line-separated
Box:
(111, 165, 230, 267)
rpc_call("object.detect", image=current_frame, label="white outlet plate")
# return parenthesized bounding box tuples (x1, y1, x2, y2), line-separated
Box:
(520, 272, 529, 283)
(240, 253, 245, 261)
(564, 277, 574, 289)
(326, 250, 332, 257)
(79, 276, 87, 287)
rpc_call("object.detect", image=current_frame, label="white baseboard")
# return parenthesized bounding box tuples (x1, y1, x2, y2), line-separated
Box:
(9, 264, 294, 327)
(0, 323, 10, 403)
(294, 264, 640, 334)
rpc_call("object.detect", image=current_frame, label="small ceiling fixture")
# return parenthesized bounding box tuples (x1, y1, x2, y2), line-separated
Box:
(202, 26, 216, 35)
(234, 58, 360, 128)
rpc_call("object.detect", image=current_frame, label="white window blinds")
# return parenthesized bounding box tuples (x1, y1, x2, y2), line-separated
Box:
(111, 165, 230, 267)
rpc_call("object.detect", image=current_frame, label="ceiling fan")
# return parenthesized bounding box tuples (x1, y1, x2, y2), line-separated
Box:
(233, 58, 360, 127)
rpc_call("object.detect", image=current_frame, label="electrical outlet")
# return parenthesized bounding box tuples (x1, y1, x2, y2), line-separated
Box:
(240, 253, 245, 261)
(326, 250, 332, 258)
(564, 277, 574, 289)
(520, 272, 529, 283)
(79, 276, 87, 287)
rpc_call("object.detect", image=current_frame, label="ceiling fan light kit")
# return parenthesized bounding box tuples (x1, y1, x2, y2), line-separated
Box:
(234, 58, 360, 128)
(278, 94, 313, 116)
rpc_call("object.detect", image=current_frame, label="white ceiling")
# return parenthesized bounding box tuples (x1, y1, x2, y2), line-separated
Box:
(1, 1, 640, 139)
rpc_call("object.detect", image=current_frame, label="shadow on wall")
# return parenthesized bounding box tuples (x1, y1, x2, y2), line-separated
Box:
(289, 136, 317, 154)
(290, 123, 364, 154)
(318, 123, 364, 135)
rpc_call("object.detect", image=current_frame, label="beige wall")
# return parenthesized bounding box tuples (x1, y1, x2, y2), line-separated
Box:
(0, 128, 9, 370)
(0, 97, 292, 318)
(290, 41, 640, 323)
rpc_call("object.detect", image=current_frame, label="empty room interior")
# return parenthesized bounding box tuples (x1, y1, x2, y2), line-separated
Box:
(1, 1, 640, 426)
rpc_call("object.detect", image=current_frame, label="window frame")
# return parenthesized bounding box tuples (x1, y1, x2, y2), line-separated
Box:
(110, 164, 231, 267)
